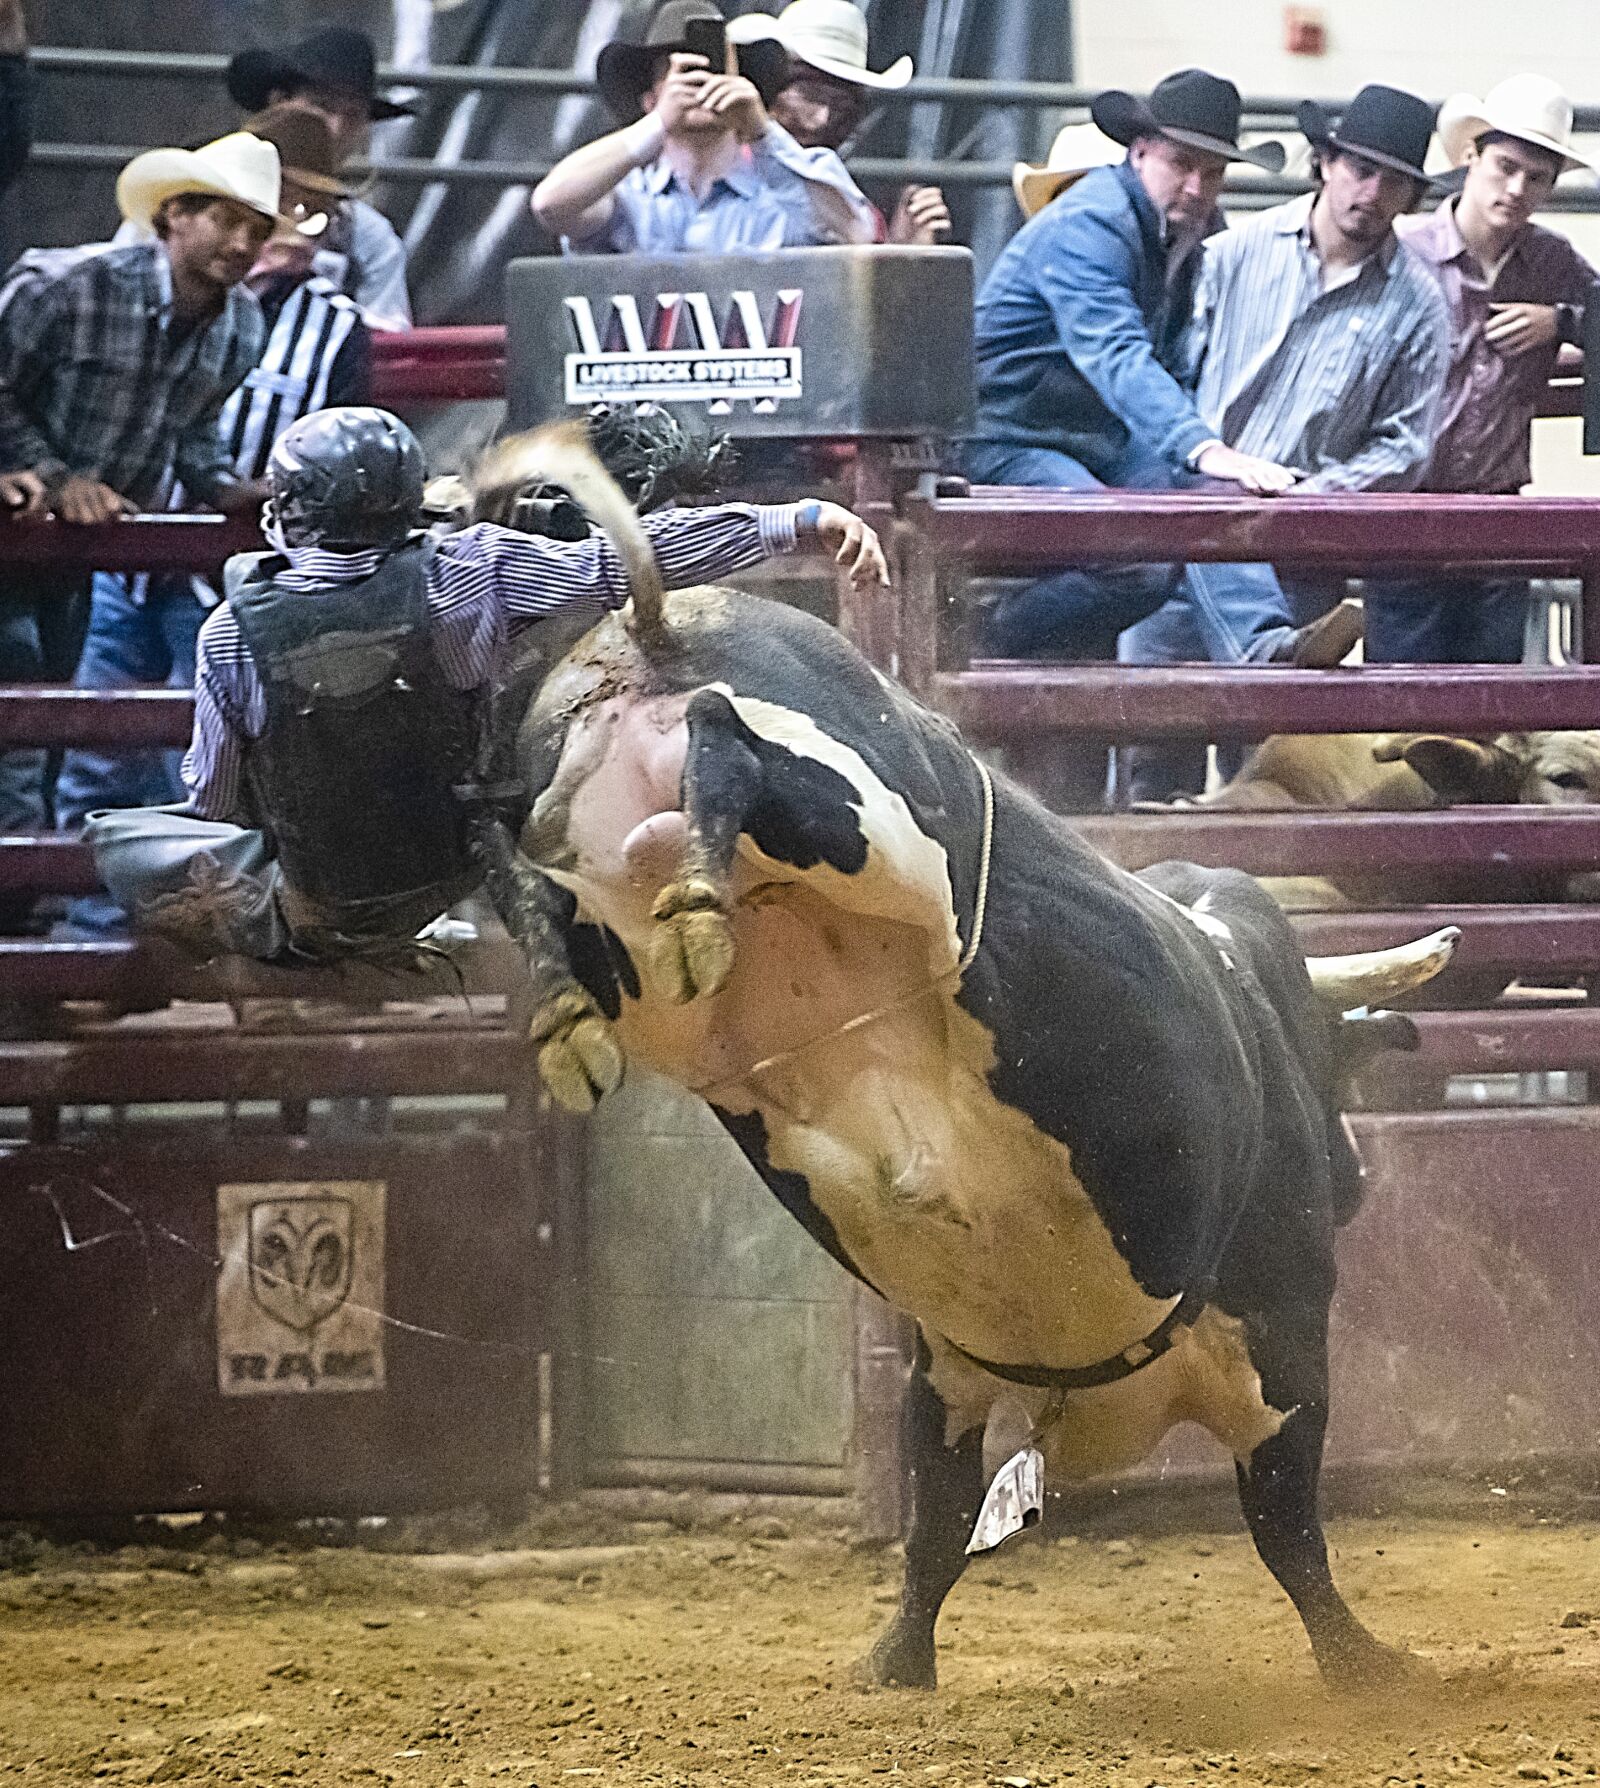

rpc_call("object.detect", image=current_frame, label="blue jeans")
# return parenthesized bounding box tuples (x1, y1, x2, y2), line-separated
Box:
(55, 572, 208, 936)
(1363, 574, 1529, 664)
(0, 569, 89, 931)
(1118, 573, 1346, 801)
(962, 439, 1299, 664)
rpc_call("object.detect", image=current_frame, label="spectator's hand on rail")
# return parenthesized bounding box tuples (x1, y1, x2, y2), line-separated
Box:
(889, 186, 952, 245)
(698, 72, 770, 142)
(810, 502, 890, 591)
(1193, 442, 1301, 496)
(50, 474, 131, 525)
(0, 469, 45, 517)
(1486, 302, 1559, 359)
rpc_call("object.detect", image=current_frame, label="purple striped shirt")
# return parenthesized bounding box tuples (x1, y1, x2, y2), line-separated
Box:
(183, 503, 801, 820)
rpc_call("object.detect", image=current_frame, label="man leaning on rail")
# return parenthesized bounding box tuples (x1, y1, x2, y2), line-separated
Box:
(0, 129, 276, 935)
(1123, 83, 1452, 798)
(966, 69, 1364, 671)
(53, 108, 374, 943)
(1365, 75, 1600, 664)
(88, 406, 890, 965)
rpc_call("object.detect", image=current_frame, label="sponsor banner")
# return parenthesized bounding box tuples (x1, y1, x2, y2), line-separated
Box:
(215, 1181, 386, 1397)
(565, 346, 803, 407)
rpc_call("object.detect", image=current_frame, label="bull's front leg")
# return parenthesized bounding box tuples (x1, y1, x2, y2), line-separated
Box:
(470, 815, 623, 1113)
(856, 1334, 984, 1691)
(645, 687, 765, 1004)
(1232, 1306, 1419, 1692)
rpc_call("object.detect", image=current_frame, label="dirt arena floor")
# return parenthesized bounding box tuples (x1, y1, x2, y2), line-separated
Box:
(5, 1505, 1600, 1787)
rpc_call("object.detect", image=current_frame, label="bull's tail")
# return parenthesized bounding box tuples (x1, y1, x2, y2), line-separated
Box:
(475, 424, 668, 650)
(1304, 924, 1461, 1010)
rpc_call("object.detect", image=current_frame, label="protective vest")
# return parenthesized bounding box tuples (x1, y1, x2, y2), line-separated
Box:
(228, 539, 482, 940)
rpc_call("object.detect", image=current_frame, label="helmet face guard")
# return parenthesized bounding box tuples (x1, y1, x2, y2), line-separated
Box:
(266, 406, 426, 550)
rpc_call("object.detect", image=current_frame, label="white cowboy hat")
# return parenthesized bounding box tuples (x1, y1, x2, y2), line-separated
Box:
(1012, 121, 1124, 218)
(116, 130, 284, 231)
(728, 0, 913, 91)
(1437, 74, 1599, 176)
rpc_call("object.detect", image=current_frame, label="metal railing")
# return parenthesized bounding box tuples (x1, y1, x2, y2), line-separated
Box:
(29, 46, 1600, 209)
(29, 50, 1600, 125)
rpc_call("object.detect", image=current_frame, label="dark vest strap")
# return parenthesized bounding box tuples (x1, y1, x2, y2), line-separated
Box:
(941, 1290, 1207, 1393)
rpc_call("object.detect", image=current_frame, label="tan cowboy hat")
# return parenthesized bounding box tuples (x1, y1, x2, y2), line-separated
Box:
(244, 105, 354, 239)
(729, 0, 912, 90)
(1437, 74, 1599, 176)
(1012, 121, 1124, 217)
(116, 130, 284, 230)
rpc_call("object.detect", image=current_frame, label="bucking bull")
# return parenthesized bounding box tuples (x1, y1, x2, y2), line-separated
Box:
(462, 429, 1457, 1692)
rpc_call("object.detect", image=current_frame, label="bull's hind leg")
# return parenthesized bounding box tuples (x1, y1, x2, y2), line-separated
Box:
(646, 687, 763, 1003)
(856, 1336, 984, 1691)
(471, 816, 623, 1112)
(1233, 1309, 1416, 1691)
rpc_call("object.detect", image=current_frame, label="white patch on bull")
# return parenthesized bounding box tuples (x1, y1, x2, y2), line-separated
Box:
(747, 991, 1182, 1371)
(925, 1306, 1288, 1484)
(709, 685, 965, 977)
(527, 676, 1230, 1464)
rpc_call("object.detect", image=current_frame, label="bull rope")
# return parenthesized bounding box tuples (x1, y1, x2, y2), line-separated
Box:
(689, 751, 995, 1098)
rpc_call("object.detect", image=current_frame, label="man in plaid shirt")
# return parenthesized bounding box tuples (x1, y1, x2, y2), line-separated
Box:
(0, 129, 276, 930)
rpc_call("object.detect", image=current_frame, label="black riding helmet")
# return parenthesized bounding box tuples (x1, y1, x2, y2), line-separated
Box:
(265, 406, 425, 550)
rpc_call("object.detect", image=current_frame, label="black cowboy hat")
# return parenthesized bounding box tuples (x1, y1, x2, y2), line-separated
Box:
(1297, 84, 1442, 185)
(227, 28, 415, 124)
(596, 0, 791, 124)
(1092, 69, 1286, 174)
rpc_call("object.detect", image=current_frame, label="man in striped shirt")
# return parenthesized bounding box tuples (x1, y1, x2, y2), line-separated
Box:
(91, 407, 889, 962)
(1123, 84, 1452, 799)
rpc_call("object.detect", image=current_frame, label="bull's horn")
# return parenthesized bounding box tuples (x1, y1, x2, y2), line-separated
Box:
(1305, 925, 1461, 1008)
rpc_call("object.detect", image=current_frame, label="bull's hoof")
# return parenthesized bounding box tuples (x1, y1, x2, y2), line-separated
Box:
(1317, 1630, 1431, 1696)
(531, 988, 624, 1113)
(851, 1620, 937, 1691)
(649, 880, 734, 1004)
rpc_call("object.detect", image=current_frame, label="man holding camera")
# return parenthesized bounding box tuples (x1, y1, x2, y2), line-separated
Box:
(532, 0, 875, 253)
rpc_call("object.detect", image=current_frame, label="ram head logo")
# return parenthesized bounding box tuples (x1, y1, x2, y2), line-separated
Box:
(248, 1197, 354, 1333)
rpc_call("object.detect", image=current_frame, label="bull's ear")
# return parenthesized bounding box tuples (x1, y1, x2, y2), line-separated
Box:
(1400, 736, 1519, 803)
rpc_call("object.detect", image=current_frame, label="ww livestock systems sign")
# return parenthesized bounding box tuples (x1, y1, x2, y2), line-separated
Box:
(563, 289, 803, 410)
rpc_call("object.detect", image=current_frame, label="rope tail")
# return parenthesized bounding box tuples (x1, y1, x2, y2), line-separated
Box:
(475, 422, 669, 651)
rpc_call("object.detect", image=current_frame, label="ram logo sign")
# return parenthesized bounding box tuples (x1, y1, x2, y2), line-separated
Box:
(563, 289, 803, 411)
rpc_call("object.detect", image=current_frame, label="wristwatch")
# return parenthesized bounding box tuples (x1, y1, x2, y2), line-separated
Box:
(1555, 303, 1583, 347)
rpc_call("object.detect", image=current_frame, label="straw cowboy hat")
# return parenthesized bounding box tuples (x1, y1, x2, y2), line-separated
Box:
(116, 130, 284, 231)
(226, 28, 415, 123)
(729, 0, 913, 91)
(1437, 74, 1599, 175)
(1012, 121, 1124, 217)
(1298, 84, 1441, 184)
(1092, 69, 1286, 173)
(596, 1, 791, 123)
